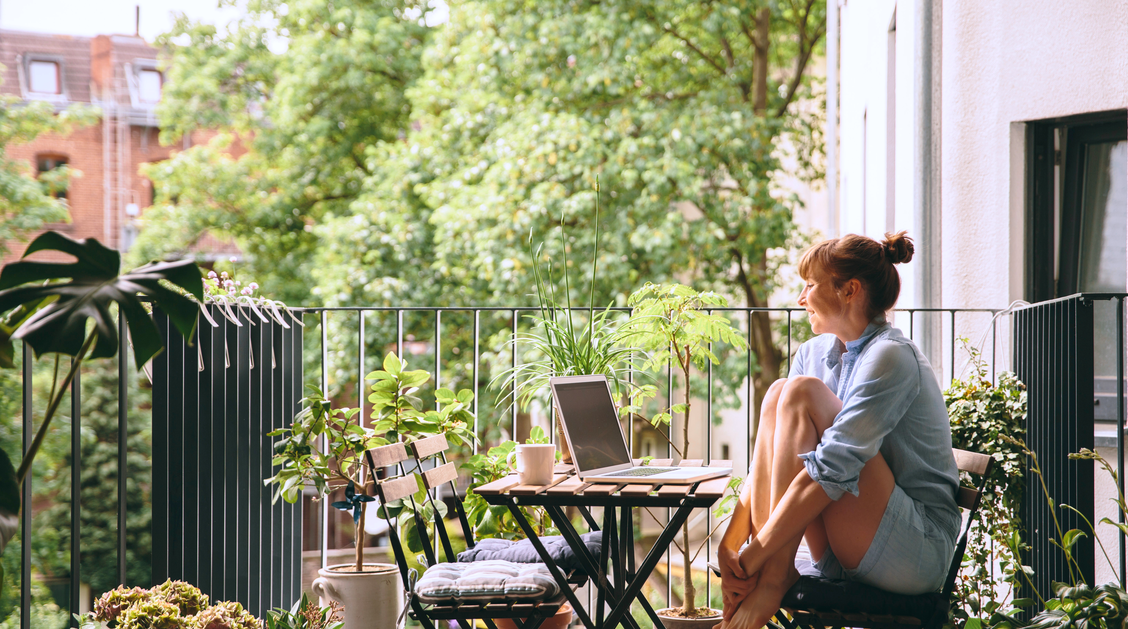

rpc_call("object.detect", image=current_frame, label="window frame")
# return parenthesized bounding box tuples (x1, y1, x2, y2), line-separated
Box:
(17, 53, 69, 103)
(1026, 109, 1128, 301)
(126, 59, 163, 109)
(36, 153, 71, 201)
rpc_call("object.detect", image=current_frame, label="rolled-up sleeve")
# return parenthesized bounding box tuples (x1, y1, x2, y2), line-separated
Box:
(798, 341, 921, 500)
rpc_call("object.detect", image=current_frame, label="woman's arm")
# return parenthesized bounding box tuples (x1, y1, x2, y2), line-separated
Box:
(738, 468, 832, 577)
(721, 480, 754, 550)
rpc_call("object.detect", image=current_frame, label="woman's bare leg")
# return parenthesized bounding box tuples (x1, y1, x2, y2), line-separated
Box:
(727, 376, 894, 627)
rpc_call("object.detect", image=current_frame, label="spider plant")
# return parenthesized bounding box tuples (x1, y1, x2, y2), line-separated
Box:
(492, 182, 643, 421)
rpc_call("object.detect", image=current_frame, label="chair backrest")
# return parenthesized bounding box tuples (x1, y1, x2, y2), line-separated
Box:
(367, 442, 427, 583)
(410, 434, 476, 562)
(941, 448, 995, 599)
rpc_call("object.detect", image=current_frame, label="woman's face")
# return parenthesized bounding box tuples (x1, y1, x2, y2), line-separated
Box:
(798, 268, 847, 335)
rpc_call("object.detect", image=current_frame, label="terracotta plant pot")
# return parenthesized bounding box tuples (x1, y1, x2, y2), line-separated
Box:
(312, 563, 402, 629)
(493, 603, 573, 629)
(655, 607, 723, 629)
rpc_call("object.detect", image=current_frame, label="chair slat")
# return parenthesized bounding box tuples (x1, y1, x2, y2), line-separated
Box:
(472, 475, 522, 496)
(954, 448, 992, 476)
(412, 434, 450, 459)
(380, 475, 419, 502)
(957, 486, 979, 510)
(710, 460, 733, 469)
(680, 459, 704, 467)
(649, 458, 674, 467)
(369, 442, 410, 467)
(421, 462, 459, 490)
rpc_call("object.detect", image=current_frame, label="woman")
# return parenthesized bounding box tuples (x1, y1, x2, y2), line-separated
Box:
(717, 232, 959, 628)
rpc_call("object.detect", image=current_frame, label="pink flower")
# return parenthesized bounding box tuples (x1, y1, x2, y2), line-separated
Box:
(241, 287, 253, 296)
(249, 282, 259, 290)
(207, 271, 218, 279)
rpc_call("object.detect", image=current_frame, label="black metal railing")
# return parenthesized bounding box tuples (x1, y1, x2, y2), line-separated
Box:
(8, 303, 1007, 627)
(1013, 293, 1128, 597)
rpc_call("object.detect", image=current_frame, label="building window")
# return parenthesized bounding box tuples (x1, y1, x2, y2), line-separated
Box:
(37, 155, 69, 200)
(138, 69, 162, 104)
(720, 443, 730, 461)
(1027, 110, 1128, 422)
(28, 60, 60, 94)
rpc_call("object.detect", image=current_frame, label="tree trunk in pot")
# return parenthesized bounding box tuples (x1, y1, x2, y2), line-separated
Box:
(312, 563, 401, 629)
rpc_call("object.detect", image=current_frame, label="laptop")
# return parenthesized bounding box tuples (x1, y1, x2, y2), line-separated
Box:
(550, 374, 732, 484)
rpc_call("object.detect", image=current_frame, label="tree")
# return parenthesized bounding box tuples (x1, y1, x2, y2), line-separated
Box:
(0, 71, 97, 256)
(141, 0, 826, 424)
(128, 0, 433, 305)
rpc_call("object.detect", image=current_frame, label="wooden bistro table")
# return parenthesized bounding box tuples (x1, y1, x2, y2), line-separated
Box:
(475, 459, 733, 629)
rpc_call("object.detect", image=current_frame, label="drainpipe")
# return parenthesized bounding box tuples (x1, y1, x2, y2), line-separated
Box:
(827, 0, 839, 237)
(915, 0, 943, 367)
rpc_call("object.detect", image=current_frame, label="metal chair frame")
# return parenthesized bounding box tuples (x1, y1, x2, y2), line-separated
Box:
(367, 439, 569, 629)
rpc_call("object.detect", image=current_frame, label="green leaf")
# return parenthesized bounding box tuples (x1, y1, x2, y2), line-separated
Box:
(0, 232, 202, 367)
(0, 447, 19, 566)
(383, 352, 403, 375)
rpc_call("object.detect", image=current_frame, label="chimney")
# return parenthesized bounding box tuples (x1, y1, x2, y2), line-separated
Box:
(135, 6, 140, 38)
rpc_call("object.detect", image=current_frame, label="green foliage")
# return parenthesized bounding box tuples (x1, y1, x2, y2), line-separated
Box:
(461, 428, 558, 540)
(39, 361, 153, 597)
(265, 593, 343, 629)
(78, 580, 259, 629)
(0, 72, 98, 258)
(624, 282, 746, 615)
(1023, 583, 1128, 629)
(493, 193, 644, 412)
(945, 341, 1027, 626)
(368, 352, 476, 447)
(266, 388, 379, 505)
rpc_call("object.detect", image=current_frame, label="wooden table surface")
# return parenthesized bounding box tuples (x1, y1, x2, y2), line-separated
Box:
(473, 459, 734, 506)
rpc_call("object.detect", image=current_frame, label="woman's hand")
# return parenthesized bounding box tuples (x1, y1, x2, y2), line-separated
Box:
(737, 541, 769, 580)
(719, 546, 757, 620)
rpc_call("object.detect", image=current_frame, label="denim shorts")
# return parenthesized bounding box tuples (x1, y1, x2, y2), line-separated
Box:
(801, 484, 955, 595)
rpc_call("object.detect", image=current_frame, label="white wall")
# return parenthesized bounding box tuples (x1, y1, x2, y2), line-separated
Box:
(941, 0, 1128, 308)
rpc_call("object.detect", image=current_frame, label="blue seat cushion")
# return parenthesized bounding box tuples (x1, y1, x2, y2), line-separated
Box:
(458, 531, 603, 575)
(415, 560, 561, 603)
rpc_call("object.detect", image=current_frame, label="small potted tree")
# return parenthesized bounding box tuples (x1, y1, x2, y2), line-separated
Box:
(266, 351, 474, 629)
(625, 283, 747, 628)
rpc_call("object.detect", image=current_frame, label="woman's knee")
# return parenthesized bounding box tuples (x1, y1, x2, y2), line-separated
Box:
(778, 376, 841, 430)
(778, 376, 829, 406)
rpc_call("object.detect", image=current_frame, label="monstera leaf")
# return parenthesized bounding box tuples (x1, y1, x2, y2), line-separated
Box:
(0, 231, 203, 367)
(0, 232, 205, 580)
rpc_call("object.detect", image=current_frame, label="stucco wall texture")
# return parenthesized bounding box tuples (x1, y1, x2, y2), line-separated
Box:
(942, 0, 1128, 308)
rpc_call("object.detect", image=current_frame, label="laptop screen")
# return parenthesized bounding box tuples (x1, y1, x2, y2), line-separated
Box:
(554, 379, 633, 472)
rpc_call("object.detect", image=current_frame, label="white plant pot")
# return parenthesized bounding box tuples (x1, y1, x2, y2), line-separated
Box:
(312, 563, 402, 629)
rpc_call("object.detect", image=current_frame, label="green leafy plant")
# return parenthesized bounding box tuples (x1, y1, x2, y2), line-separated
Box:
(0, 232, 204, 598)
(265, 594, 343, 629)
(945, 340, 1028, 627)
(460, 426, 560, 541)
(268, 351, 476, 572)
(266, 387, 381, 573)
(492, 182, 643, 426)
(76, 580, 260, 629)
(623, 282, 747, 619)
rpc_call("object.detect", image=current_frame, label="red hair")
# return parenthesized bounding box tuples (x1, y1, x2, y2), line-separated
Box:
(798, 231, 915, 319)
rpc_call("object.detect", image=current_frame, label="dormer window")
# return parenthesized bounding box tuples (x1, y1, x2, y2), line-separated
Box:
(138, 68, 162, 104)
(17, 54, 68, 103)
(28, 60, 60, 94)
(127, 60, 162, 109)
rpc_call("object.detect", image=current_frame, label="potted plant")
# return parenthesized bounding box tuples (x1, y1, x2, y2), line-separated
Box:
(493, 182, 641, 461)
(0, 232, 205, 596)
(264, 593, 343, 629)
(266, 351, 475, 629)
(76, 580, 259, 629)
(624, 282, 748, 627)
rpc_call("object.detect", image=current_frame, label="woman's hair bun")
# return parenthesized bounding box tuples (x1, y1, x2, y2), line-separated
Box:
(882, 231, 915, 264)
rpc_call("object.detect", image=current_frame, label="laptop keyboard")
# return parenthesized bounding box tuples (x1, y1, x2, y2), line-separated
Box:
(599, 467, 680, 477)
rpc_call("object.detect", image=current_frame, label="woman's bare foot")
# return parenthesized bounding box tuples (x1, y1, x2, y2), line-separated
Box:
(722, 562, 800, 628)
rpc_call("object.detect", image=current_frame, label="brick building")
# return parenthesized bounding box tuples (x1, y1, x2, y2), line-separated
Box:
(1, 29, 235, 261)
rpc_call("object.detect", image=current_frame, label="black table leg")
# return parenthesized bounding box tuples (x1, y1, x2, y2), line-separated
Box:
(504, 502, 599, 629)
(601, 503, 697, 629)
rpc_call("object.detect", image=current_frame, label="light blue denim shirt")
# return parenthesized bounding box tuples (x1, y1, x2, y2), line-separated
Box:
(792, 321, 960, 537)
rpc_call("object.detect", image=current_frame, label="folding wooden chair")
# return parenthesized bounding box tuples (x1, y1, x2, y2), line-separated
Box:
(368, 441, 571, 629)
(714, 448, 994, 629)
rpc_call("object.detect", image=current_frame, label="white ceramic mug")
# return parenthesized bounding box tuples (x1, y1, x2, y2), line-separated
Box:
(508, 443, 556, 485)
